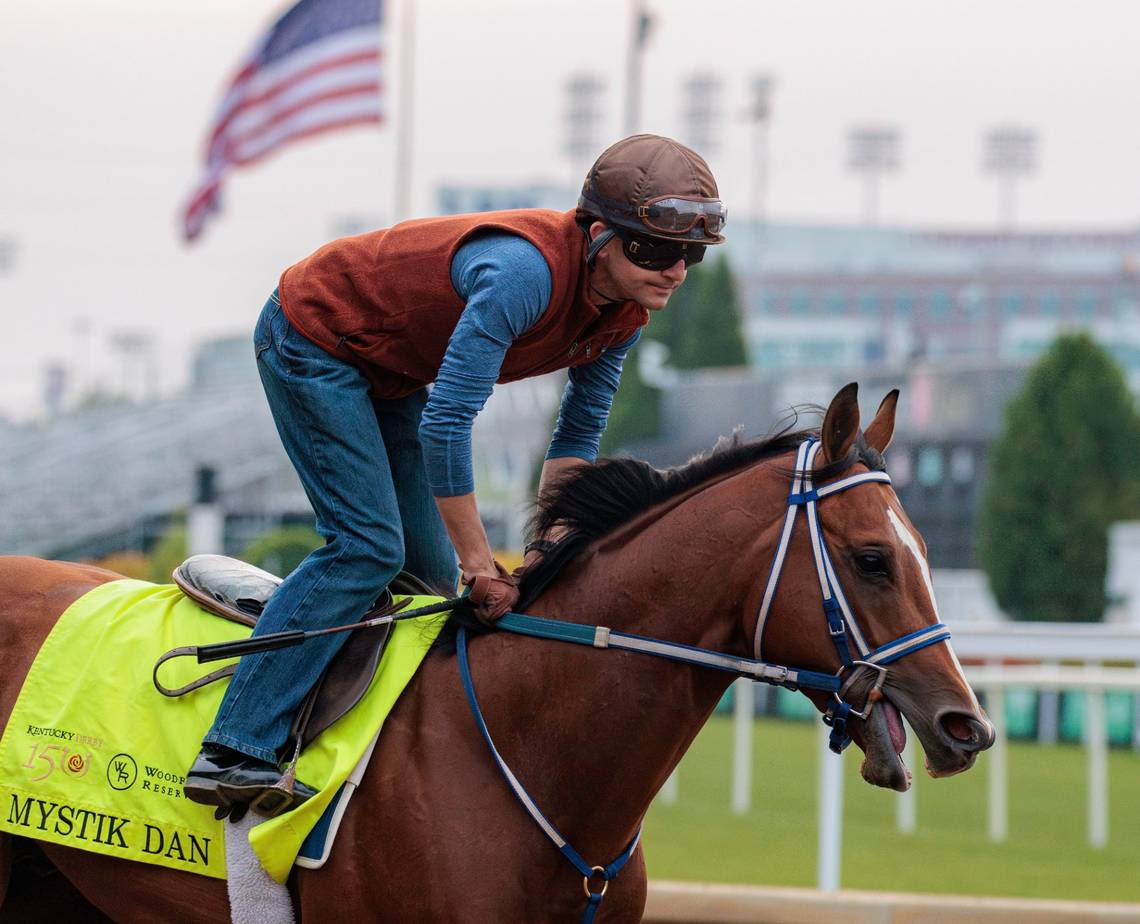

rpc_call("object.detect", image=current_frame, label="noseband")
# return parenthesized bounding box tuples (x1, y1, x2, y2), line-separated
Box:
(455, 436, 951, 922)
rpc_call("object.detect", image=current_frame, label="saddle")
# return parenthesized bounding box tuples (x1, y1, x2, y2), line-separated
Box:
(172, 554, 436, 749)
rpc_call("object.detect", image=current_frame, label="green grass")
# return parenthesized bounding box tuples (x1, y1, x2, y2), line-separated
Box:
(642, 716, 1140, 902)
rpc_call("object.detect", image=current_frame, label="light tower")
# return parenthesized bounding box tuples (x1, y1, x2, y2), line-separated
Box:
(984, 125, 1037, 232)
(680, 72, 723, 156)
(564, 74, 605, 186)
(745, 74, 775, 261)
(847, 125, 901, 226)
(624, 1, 654, 135)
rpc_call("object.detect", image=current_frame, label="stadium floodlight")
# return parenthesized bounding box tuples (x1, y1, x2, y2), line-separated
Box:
(846, 125, 901, 226)
(564, 74, 606, 183)
(624, 0, 654, 134)
(744, 73, 775, 330)
(984, 125, 1038, 231)
(680, 72, 724, 156)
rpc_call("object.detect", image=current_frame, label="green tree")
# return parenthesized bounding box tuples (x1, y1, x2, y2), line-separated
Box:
(242, 525, 324, 577)
(596, 255, 747, 456)
(599, 341, 661, 455)
(978, 333, 1140, 621)
(666, 254, 748, 370)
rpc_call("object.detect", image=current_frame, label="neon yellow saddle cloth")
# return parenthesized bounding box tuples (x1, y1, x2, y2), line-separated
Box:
(0, 579, 445, 882)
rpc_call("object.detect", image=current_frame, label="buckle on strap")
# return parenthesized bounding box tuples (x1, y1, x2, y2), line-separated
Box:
(823, 701, 853, 754)
(834, 660, 888, 720)
(760, 664, 790, 686)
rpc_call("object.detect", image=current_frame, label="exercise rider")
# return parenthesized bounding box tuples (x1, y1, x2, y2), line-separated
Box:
(183, 133, 728, 814)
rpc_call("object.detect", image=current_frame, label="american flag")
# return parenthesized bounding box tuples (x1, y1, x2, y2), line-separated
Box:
(182, 0, 384, 242)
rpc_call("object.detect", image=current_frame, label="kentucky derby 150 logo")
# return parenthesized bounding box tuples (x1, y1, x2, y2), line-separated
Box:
(22, 743, 93, 782)
(107, 753, 138, 791)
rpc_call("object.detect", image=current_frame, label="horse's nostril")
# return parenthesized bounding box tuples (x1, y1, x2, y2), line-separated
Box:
(938, 712, 994, 751)
(943, 714, 974, 742)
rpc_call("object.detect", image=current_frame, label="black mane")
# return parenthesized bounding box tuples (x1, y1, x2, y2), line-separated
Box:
(435, 415, 884, 650)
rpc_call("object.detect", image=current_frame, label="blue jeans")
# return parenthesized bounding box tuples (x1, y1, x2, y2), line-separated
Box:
(204, 292, 458, 763)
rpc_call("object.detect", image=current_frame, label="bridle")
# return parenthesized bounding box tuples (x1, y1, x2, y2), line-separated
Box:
(752, 437, 952, 753)
(456, 436, 952, 922)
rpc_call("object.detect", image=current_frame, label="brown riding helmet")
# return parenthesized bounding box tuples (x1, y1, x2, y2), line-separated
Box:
(577, 134, 727, 245)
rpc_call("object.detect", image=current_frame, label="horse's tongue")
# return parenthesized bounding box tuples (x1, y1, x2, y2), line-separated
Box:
(882, 698, 906, 754)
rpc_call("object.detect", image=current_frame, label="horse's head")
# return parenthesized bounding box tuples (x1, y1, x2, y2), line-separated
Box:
(754, 383, 994, 791)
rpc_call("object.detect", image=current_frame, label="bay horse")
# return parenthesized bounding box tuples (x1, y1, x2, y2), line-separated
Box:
(0, 384, 993, 922)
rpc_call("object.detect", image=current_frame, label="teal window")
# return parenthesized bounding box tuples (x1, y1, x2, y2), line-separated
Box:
(790, 290, 810, 315)
(1002, 290, 1024, 318)
(824, 290, 845, 315)
(1039, 290, 1061, 316)
(916, 447, 943, 487)
(894, 291, 915, 317)
(930, 290, 952, 319)
(859, 290, 879, 317)
(1076, 290, 1098, 319)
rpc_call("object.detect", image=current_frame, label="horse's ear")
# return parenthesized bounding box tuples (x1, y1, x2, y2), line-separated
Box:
(821, 383, 860, 463)
(864, 389, 899, 454)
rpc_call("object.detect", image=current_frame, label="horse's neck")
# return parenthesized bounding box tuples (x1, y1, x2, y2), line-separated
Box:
(480, 464, 787, 858)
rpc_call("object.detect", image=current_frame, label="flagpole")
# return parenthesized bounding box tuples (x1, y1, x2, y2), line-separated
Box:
(393, 0, 416, 220)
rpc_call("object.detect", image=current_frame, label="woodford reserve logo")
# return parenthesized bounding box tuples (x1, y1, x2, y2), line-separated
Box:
(107, 753, 138, 790)
(6, 794, 214, 867)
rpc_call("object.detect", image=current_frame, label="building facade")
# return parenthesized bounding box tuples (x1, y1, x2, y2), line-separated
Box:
(728, 223, 1140, 391)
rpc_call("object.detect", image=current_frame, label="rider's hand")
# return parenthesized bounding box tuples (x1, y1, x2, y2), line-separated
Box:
(461, 561, 519, 624)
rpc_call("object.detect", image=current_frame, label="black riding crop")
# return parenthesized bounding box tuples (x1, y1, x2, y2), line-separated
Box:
(153, 594, 464, 697)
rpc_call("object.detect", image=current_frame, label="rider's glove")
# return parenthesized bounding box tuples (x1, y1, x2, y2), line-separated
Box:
(461, 561, 519, 625)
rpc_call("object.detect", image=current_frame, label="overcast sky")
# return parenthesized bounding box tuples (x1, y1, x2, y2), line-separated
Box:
(3, 0, 1140, 419)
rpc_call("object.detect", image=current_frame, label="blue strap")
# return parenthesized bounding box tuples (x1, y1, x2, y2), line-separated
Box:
(497, 612, 597, 646)
(457, 627, 641, 923)
(582, 892, 604, 924)
(868, 624, 952, 666)
(824, 701, 853, 754)
(822, 596, 852, 667)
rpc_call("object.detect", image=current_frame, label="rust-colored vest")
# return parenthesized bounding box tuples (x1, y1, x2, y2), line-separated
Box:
(278, 209, 649, 398)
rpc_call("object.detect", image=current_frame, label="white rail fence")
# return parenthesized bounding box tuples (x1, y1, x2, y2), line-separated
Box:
(659, 622, 1140, 891)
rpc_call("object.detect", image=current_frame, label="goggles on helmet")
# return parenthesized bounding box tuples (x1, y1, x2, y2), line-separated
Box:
(614, 227, 705, 270)
(638, 195, 728, 237)
(580, 188, 727, 242)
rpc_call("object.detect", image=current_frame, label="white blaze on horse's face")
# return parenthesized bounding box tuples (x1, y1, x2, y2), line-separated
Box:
(886, 504, 980, 711)
(886, 506, 939, 620)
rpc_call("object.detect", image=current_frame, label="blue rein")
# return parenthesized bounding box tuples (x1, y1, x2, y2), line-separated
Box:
(456, 437, 951, 922)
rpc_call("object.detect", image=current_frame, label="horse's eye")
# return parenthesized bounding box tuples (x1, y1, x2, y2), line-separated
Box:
(854, 550, 889, 577)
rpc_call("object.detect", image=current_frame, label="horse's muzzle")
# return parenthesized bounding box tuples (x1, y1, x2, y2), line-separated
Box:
(935, 708, 995, 753)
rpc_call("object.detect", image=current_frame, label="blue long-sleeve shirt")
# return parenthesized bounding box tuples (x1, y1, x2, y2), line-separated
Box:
(418, 232, 639, 496)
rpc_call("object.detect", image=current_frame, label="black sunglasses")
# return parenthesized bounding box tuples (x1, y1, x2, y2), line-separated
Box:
(616, 229, 705, 271)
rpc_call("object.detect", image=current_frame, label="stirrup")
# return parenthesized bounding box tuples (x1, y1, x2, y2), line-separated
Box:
(248, 783, 300, 819)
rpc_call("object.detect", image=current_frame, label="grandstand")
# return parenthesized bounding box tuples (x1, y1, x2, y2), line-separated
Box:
(0, 336, 562, 561)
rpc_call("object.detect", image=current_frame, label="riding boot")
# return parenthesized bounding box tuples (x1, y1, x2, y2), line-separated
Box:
(184, 744, 317, 816)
